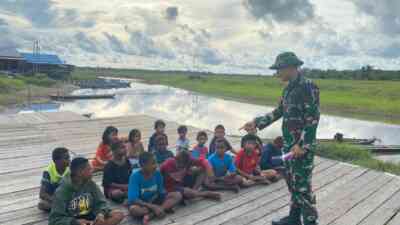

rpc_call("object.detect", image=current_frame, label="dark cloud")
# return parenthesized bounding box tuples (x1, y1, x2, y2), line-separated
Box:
(0, 0, 95, 28)
(165, 6, 179, 21)
(370, 42, 400, 59)
(244, 0, 315, 24)
(103, 32, 128, 54)
(129, 31, 175, 59)
(58, 9, 96, 28)
(74, 32, 99, 53)
(0, 18, 8, 26)
(353, 0, 400, 36)
(197, 48, 224, 65)
(0, 0, 55, 27)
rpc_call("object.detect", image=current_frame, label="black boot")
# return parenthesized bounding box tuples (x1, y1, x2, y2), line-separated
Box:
(272, 206, 302, 225)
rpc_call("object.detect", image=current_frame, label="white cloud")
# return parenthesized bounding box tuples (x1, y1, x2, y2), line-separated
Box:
(0, 0, 399, 73)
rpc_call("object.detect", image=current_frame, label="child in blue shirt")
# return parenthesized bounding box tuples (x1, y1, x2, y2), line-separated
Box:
(128, 152, 182, 225)
(207, 141, 245, 193)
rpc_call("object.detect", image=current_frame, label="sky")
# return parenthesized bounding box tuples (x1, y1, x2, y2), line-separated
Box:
(0, 0, 399, 74)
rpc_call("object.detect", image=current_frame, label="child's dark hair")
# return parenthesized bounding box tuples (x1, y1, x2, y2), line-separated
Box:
(102, 126, 118, 145)
(215, 140, 226, 149)
(128, 129, 141, 143)
(214, 124, 225, 131)
(111, 140, 125, 153)
(139, 152, 155, 167)
(177, 125, 188, 134)
(155, 133, 168, 145)
(177, 150, 191, 164)
(273, 136, 284, 149)
(70, 157, 89, 177)
(241, 134, 258, 147)
(197, 131, 208, 140)
(154, 120, 166, 129)
(52, 147, 69, 161)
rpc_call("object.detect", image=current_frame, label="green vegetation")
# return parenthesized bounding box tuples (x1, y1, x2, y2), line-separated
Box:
(317, 143, 400, 175)
(0, 74, 58, 109)
(304, 66, 400, 81)
(72, 67, 400, 124)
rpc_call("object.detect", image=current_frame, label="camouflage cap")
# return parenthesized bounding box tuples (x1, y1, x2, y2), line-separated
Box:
(269, 52, 304, 70)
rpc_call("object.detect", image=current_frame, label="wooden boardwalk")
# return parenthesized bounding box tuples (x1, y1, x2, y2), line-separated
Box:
(0, 112, 399, 225)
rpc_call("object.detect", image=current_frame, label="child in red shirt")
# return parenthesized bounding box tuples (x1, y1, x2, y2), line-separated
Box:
(160, 150, 220, 201)
(91, 126, 120, 172)
(235, 134, 278, 186)
(191, 131, 209, 159)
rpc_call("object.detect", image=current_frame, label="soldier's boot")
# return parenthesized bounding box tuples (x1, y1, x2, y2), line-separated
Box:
(271, 206, 302, 225)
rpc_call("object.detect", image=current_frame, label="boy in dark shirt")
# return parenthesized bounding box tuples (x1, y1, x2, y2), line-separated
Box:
(153, 134, 174, 165)
(128, 152, 182, 225)
(49, 157, 124, 225)
(260, 136, 285, 171)
(209, 124, 235, 155)
(103, 141, 132, 203)
(38, 147, 71, 212)
(148, 120, 166, 152)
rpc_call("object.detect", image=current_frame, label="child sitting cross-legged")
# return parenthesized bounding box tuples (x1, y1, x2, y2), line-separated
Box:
(235, 134, 279, 186)
(38, 147, 71, 212)
(207, 141, 245, 193)
(176, 125, 190, 152)
(102, 141, 132, 203)
(160, 150, 221, 201)
(153, 134, 174, 165)
(126, 129, 145, 169)
(191, 131, 209, 160)
(128, 152, 182, 225)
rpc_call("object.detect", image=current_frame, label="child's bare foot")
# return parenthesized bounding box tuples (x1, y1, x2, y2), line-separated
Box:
(259, 179, 271, 185)
(231, 185, 240, 193)
(142, 215, 150, 225)
(242, 179, 256, 187)
(204, 191, 222, 201)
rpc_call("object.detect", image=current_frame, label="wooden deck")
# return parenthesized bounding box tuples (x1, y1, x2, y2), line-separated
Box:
(0, 112, 399, 225)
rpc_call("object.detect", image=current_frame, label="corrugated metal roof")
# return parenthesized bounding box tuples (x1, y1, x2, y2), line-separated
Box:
(20, 53, 64, 65)
(0, 47, 23, 60)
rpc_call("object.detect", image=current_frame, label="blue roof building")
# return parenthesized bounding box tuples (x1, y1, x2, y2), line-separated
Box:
(20, 53, 64, 65)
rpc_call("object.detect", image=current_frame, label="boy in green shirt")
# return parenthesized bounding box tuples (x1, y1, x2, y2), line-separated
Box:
(49, 157, 124, 225)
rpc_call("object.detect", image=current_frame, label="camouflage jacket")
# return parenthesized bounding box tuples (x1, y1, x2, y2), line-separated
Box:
(254, 74, 320, 152)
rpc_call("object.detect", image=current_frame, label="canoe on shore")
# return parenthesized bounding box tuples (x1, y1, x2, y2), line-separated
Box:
(49, 94, 115, 101)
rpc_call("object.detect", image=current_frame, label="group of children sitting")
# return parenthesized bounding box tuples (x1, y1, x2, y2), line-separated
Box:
(40, 120, 285, 225)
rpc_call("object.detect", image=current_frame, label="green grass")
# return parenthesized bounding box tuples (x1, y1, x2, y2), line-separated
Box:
(0, 74, 57, 107)
(71, 67, 400, 124)
(317, 143, 400, 175)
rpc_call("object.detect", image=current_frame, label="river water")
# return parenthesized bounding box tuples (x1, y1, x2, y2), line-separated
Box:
(20, 80, 400, 149)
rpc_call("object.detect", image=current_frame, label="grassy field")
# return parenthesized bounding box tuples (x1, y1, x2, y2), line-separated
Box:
(318, 143, 400, 175)
(0, 74, 60, 111)
(72, 68, 400, 124)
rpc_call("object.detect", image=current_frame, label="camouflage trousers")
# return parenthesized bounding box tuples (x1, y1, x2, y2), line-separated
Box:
(283, 150, 318, 225)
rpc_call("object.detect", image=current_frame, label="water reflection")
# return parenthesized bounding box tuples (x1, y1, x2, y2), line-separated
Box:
(49, 82, 400, 146)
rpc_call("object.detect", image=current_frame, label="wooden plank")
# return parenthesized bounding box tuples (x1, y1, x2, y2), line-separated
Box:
(154, 159, 338, 225)
(318, 171, 393, 225)
(386, 211, 400, 225)
(248, 165, 368, 225)
(216, 162, 358, 225)
(341, 176, 400, 225)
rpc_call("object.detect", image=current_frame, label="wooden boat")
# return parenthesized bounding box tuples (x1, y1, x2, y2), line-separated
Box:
(49, 94, 115, 101)
(318, 138, 377, 145)
(359, 145, 400, 154)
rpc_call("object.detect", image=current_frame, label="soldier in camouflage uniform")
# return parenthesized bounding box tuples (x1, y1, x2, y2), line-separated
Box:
(242, 52, 320, 225)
